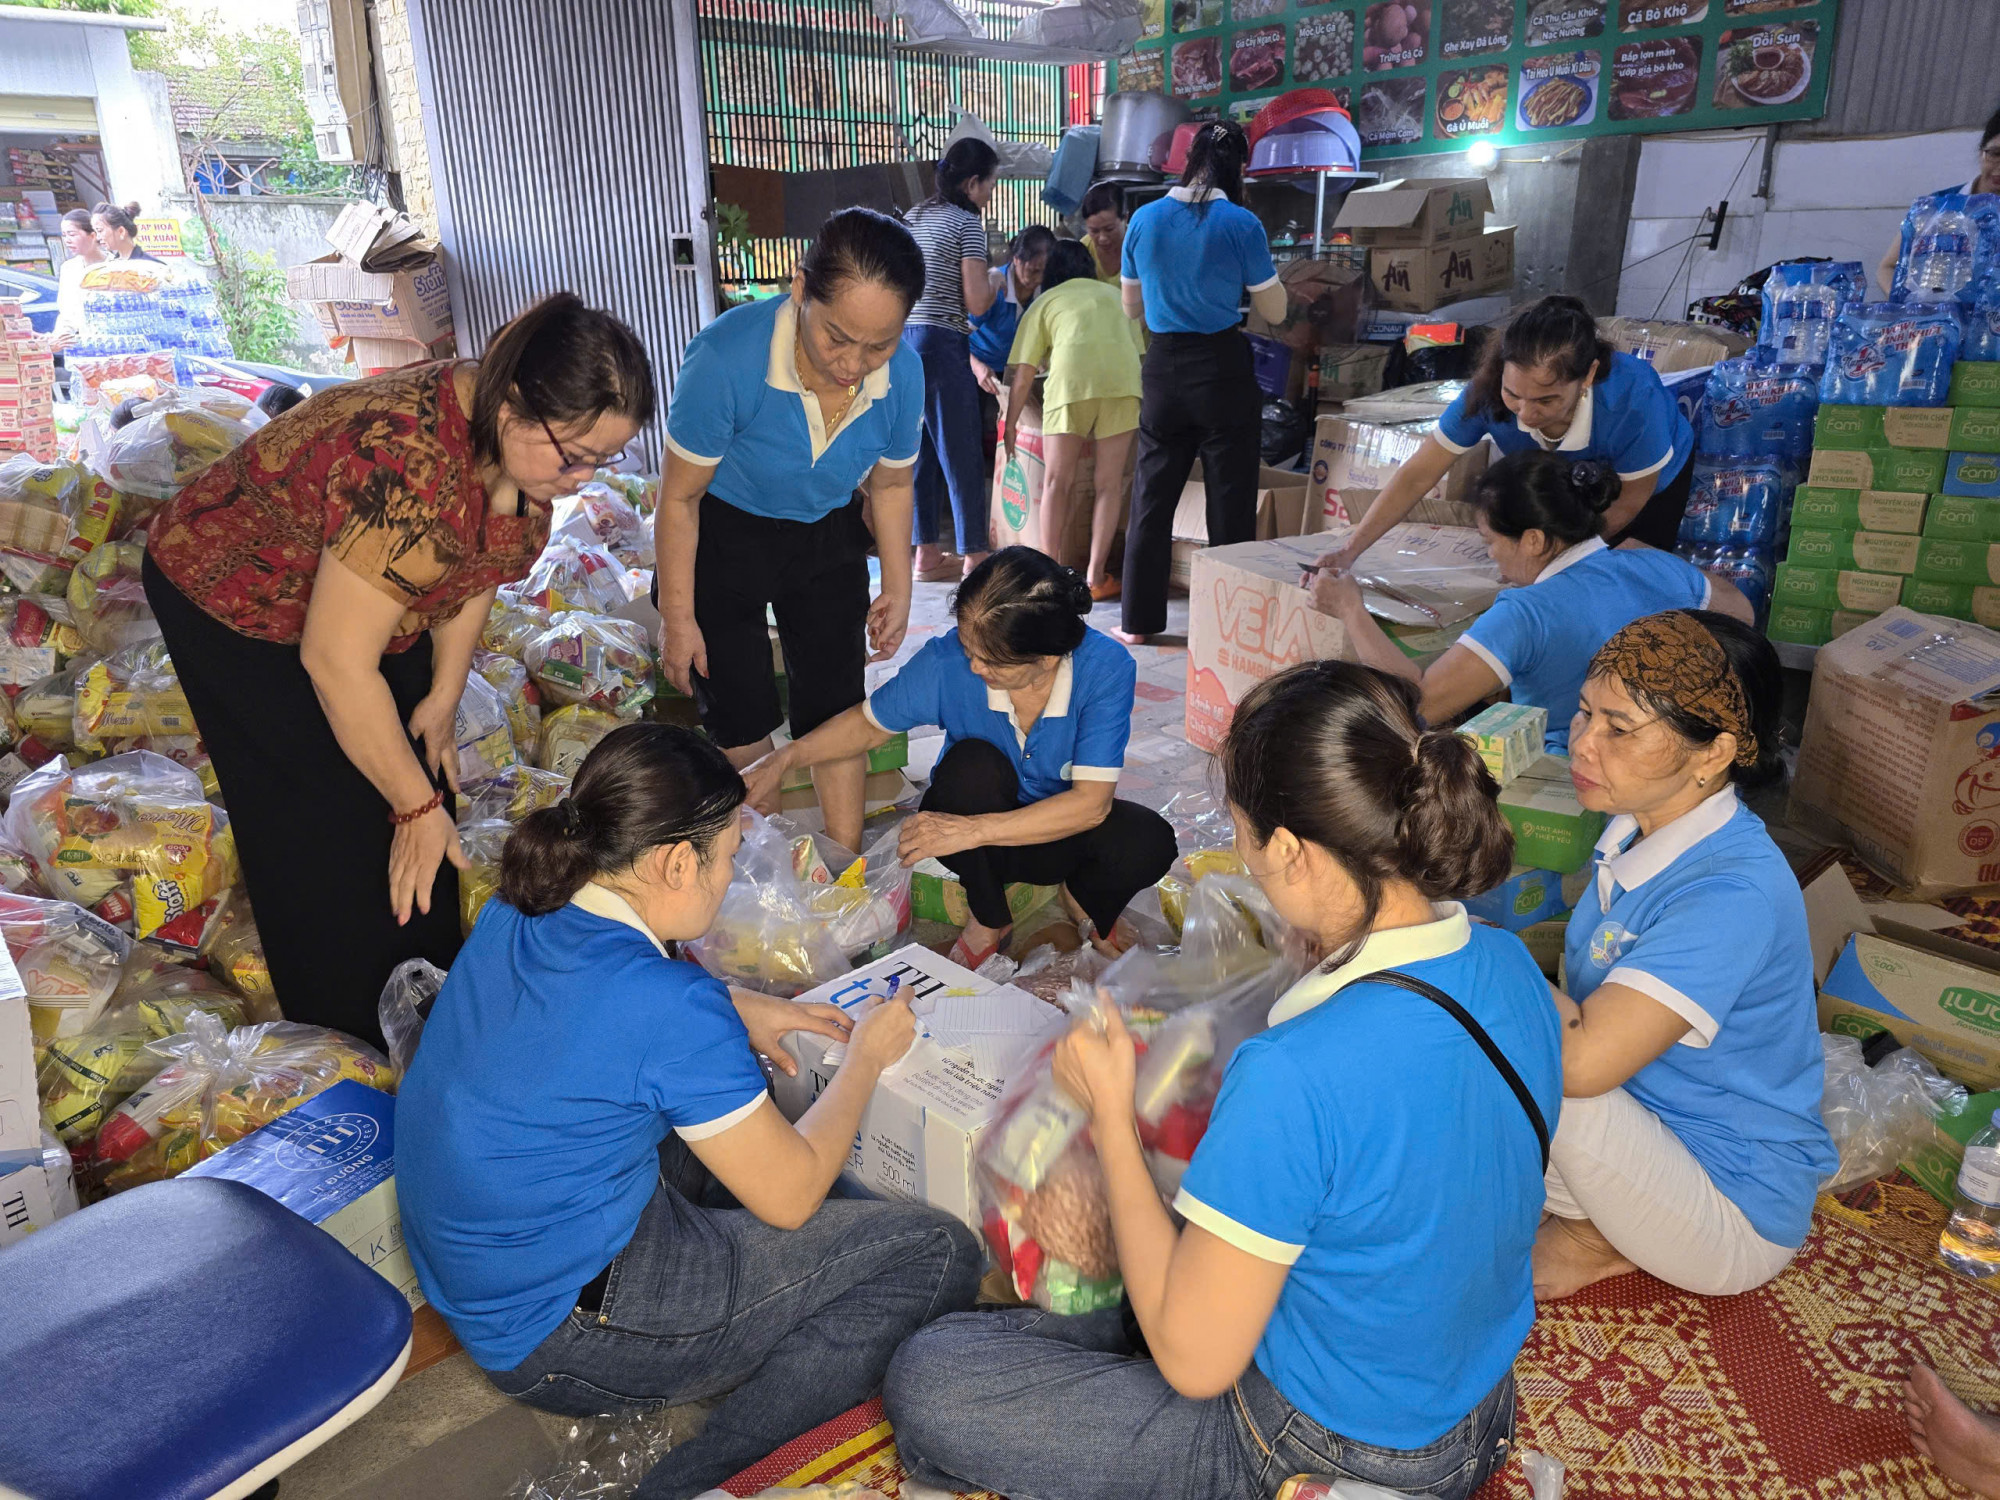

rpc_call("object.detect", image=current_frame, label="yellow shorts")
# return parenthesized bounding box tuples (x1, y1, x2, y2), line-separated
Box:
(1042, 396, 1140, 439)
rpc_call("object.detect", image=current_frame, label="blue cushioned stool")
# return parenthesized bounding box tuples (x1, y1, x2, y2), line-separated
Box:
(0, 1176, 414, 1500)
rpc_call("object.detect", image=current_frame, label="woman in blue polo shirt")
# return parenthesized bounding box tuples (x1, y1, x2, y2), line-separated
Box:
(1534, 611, 1835, 1302)
(655, 207, 926, 856)
(1310, 450, 1750, 751)
(969, 224, 1055, 394)
(882, 661, 1560, 1500)
(398, 724, 981, 1500)
(1117, 121, 1289, 645)
(745, 546, 1175, 972)
(1320, 296, 1696, 573)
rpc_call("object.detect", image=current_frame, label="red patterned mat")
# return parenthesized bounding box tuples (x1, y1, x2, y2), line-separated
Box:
(1842, 857, 2000, 956)
(722, 1182, 2000, 1499)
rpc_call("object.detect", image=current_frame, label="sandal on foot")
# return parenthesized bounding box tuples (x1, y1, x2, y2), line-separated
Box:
(948, 927, 1011, 972)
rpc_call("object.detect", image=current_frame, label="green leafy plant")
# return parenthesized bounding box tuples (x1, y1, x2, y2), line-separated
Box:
(177, 222, 297, 364)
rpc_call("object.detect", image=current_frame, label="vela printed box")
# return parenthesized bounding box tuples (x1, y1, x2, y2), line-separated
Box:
(770, 946, 1067, 1231)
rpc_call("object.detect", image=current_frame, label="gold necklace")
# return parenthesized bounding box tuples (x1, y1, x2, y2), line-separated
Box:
(796, 334, 858, 427)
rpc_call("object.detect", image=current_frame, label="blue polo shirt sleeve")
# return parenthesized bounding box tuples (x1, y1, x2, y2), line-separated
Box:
(879, 342, 926, 469)
(1599, 874, 1776, 1047)
(664, 326, 738, 468)
(637, 968, 770, 1139)
(1607, 361, 1680, 481)
(1457, 588, 1542, 688)
(1434, 388, 1493, 456)
(865, 635, 950, 733)
(1173, 1038, 1324, 1265)
(1236, 208, 1280, 292)
(1069, 642, 1135, 782)
(1119, 211, 1146, 285)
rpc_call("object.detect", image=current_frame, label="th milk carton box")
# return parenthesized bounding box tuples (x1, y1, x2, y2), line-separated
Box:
(769, 946, 1067, 1231)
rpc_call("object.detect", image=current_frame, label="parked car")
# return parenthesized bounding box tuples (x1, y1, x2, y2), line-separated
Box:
(0, 266, 61, 336)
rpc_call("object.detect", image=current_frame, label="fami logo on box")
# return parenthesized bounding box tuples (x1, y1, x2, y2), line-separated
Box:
(1941, 986, 2000, 1034)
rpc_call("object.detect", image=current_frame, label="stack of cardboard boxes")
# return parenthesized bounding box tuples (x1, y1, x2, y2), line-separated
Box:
(0, 299, 54, 462)
(1332, 178, 1517, 316)
(286, 203, 454, 374)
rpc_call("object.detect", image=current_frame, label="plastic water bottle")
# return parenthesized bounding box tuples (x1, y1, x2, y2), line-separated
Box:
(1908, 205, 1976, 302)
(1942, 1108, 2000, 1278)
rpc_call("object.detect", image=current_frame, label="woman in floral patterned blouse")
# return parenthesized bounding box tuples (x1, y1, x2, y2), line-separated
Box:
(145, 293, 655, 1047)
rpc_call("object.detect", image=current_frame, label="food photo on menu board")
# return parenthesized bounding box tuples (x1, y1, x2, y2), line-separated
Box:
(1171, 0, 1223, 30)
(1232, 24, 1288, 89)
(1525, 0, 1607, 45)
(1437, 0, 1512, 57)
(1362, 2, 1429, 70)
(1435, 64, 1509, 137)
(1233, 0, 1287, 17)
(1121, 47, 1166, 93)
(1172, 35, 1224, 95)
(1714, 20, 1817, 108)
(1516, 49, 1601, 130)
(1357, 76, 1427, 144)
(1294, 10, 1356, 80)
(1610, 35, 1702, 118)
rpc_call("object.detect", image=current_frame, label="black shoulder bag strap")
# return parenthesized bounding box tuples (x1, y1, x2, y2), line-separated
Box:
(1369, 969, 1551, 1172)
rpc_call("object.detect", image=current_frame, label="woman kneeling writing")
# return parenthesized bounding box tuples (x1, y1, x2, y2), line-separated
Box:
(884, 663, 1561, 1500)
(395, 725, 982, 1500)
(1536, 611, 1836, 1301)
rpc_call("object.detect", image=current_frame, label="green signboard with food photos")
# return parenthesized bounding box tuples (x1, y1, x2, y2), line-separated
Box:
(1113, 0, 1839, 159)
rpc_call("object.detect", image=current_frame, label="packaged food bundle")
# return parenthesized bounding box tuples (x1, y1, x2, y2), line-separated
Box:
(458, 818, 511, 935)
(0, 887, 134, 1047)
(115, 953, 251, 1038)
(688, 808, 852, 996)
(67, 539, 154, 653)
(200, 891, 273, 1011)
(0, 820, 39, 893)
(519, 540, 638, 616)
(461, 762, 569, 825)
(66, 351, 176, 414)
(4, 751, 238, 949)
(792, 824, 914, 959)
(1697, 357, 1818, 461)
(535, 703, 620, 779)
(979, 877, 1304, 1313)
(95, 1011, 394, 1189)
(12, 659, 95, 753)
(1157, 847, 1251, 939)
(98, 389, 264, 504)
(1894, 191, 2000, 306)
(549, 482, 654, 568)
(473, 649, 539, 758)
(525, 612, 655, 717)
(590, 468, 656, 514)
(0, 595, 82, 697)
(72, 634, 196, 757)
(79, 260, 169, 296)
(1820, 302, 1963, 408)
(453, 668, 520, 789)
(37, 1006, 161, 1142)
(482, 588, 549, 660)
(0, 455, 86, 572)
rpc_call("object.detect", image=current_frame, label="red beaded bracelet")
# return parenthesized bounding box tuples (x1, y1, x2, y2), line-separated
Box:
(390, 789, 444, 826)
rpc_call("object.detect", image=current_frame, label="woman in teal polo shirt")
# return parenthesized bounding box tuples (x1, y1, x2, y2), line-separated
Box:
(1320, 296, 1696, 572)
(1311, 450, 1749, 751)
(881, 661, 1561, 1500)
(397, 723, 981, 1500)
(745, 547, 1175, 972)
(655, 207, 927, 855)
(1535, 611, 1835, 1302)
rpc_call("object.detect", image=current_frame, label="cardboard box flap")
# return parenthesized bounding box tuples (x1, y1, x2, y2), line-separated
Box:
(1821, 607, 2000, 709)
(1341, 380, 1468, 425)
(1802, 863, 1996, 986)
(326, 201, 439, 270)
(1173, 463, 1310, 544)
(1334, 177, 1493, 233)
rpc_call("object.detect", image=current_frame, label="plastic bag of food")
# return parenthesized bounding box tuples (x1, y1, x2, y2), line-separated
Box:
(549, 481, 653, 568)
(1157, 848, 1251, 940)
(461, 762, 569, 825)
(95, 1011, 394, 1188)
(793, 823, 914, 959)
(0, 888, 134, 1048)
(979, 876, 1303, 1311)
(688, 808, 852, 996)
(0, 595, 82, 697)
(199, 890, 274, 1013)
(67, 539, 154, 653)
(379, 958, 447, 1078)
(98, 388, 263, 503)
(12, 658, 96, 753)
(37, 1002, 161, 1142)
(4, 751, 238, 949)
(72, 633, 195, 757)
(454, 668, 520, 789)
(1819, 1033, 1967, 1193)
(458, 819, 512, 936)
(473, 649, 540, 759)
(524, 611, 656, 717)
(536, 703, 622, 778)
(483, 587, 551, 660)
(0, 455, 86, 572)
(115, 952, 251, 1039)
(519, 540, 638, 616)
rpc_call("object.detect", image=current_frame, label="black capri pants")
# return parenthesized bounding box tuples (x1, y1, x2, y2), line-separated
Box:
(920, 738, 1178, 936)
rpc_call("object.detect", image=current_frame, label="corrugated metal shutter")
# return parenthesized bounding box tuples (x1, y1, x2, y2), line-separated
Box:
(1788, 0, 2000, 139)
(406, 0, 716, 466)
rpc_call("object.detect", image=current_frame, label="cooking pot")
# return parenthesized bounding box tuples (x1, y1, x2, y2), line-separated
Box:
(1098, 91, 1190, 175)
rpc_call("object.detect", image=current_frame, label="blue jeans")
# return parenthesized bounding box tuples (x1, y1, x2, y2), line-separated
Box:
(885, 1308, 1517, 1500)
(903, 322, 990, 553)
(486, 1139, 983, 1500)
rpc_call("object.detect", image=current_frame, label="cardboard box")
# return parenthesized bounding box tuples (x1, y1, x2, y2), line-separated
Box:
(1519, 918, 1567, 981)
(1790, 487, 1927, 535)
(768, 946, 1068, 1230)
(1766, 604, 1877, 648)
(778, 768, 911, 818)
(777, 733, 910, 793)
(1496, 754, 1604, 876)
(347, 334, 455, 374)
(1924, 494, 2000, 542)
(1184, 528, 1499, 752)
(1945, 452, 2000, 500)
(1813, 406, 1955, 452)
(1317, 343, 1392, 404)
(1333, 177, 1492, 248)
(1772, 563, 1905, 614)
(324, 200, 439, 270)
(1784, 528, 1921, 576)
(1306, 412, 1491, 531)
(1790, 608, 2000, 898)
(909, 860, 1056, 928)
(1902, 1088, 2000, 1205)
(1901, 577, 2000, 629)
(1597, 316, 1751, 375)
(1169, 463, 1312, 590)
(1952, 408, 2000, 453)
(1808, 448, 1951, 493)
(1916, 538, 2000, 586)
(1953, 361, 2000, 410)
(1457, 701, 1547, 786)
(1820, 933, 2000, 1091)
(1243, 259, 1365, 354)
(0, 952, 36, 1165)
(1368, 227, 1517, 315)
(289, 252, 453, 345)
(183, 1080, 424, 1307)
(989, 386, 1133, 567)
(1463, 864, 1571, 932)
(0, 1137, 75, 1250)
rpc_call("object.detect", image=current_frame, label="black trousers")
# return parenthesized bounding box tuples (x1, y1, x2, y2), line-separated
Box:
(1121, 330, 1263, 636)
(920, 738, 1178, 936)
(143, 553, 459, 1051)
(1610, 454, 1695, 551)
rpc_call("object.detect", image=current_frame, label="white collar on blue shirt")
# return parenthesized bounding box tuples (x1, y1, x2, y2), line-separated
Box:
(765, 296, 895, 463)
(1267, 904, 1471, 1026)
(1167, 184, 1223, 204)
(986, 654, 1075, 750)
(1592, 784, 1740, 911)
(570, 880, 668, 958)
(1535, 534, 1608, 583)
(1519, 380, 1595, 453)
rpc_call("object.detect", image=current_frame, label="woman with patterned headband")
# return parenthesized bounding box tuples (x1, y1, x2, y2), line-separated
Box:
(1533, 610, 1835, 1302)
